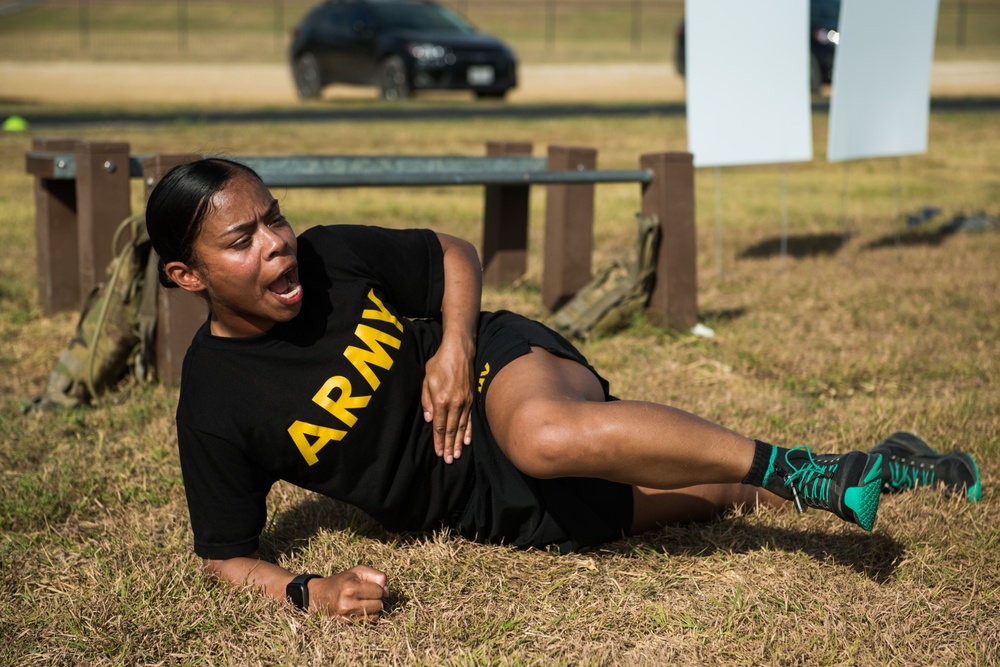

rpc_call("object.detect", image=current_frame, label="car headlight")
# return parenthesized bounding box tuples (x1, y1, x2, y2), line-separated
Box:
(408, 43, 449, 61)
(814, 28, 840, 45)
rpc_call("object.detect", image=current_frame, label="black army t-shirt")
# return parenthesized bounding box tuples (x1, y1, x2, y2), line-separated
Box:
(176, 225, 476, 560)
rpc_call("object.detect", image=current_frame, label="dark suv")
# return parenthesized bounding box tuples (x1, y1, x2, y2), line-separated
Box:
(674, 0, 841, 94)
(290, 0, 518, 101)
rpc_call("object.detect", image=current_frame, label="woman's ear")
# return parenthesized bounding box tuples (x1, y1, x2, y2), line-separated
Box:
(164, 261, 206, 293)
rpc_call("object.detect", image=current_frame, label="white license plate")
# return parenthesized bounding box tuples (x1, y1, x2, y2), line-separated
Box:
(467, 65, 495, 86)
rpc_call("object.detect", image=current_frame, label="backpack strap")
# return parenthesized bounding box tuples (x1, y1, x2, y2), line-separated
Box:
(83, 214, 142, 399)
(133, 244, 160, 384)
(548, 213, 661, 340)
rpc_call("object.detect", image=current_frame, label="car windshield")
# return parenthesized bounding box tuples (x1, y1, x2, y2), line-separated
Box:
(811, 0, 841, 25)
(372, 2, 475, 33)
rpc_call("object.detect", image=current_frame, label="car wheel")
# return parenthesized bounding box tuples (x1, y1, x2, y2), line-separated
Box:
(293, 52, 323, 100)
(475, 90, 507, 101)
(378, 56, 410, 101)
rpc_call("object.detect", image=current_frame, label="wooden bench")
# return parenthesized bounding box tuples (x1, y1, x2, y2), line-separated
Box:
(26, 138, 696, 385)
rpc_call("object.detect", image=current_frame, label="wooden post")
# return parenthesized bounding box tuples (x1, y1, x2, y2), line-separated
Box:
(640, 152, 697, 331)
(142, 154, 205, 387)
(543, 145, 596, 311)
(29, 138, 80, 314)
(482, 141, 533, 287)
(74, 140, 132, 304)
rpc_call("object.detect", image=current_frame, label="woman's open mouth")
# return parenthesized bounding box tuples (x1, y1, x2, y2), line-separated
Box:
(267, 268, 302, 305)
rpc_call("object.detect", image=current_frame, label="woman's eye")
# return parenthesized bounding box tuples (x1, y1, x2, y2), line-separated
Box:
(233, 236, 252, 249)
(269, 215, 288, 228)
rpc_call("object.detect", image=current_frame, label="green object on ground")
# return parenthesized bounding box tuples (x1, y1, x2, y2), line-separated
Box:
(3, 115, 29, 131)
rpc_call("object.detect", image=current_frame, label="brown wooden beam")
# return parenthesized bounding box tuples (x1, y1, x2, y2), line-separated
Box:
(30, 139, 80, 314)
(542, 145, 596, 311)
(481, 141, 533, 287)
(640, 152, 698, 331)
(74, 141, 132, 304)
(142, 154, 206, 388)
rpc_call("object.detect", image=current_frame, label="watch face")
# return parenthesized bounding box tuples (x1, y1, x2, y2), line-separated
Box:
(287, 574, 317, 611)
(287, 582, 308, 610)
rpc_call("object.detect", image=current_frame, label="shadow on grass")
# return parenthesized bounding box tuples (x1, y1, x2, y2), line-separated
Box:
(605, 519, 904, 583)
(700, 307, 747, 325)
(739, 232, 848, 260)
(740, 227, 970, 259)
(261, 494, 903, 585)
(259, 493, 425, 561)
(862, 228, 956, 250)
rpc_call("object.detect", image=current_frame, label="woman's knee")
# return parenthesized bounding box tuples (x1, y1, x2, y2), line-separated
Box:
(485, 347, 611, 479)
(500, 401, 608, 479)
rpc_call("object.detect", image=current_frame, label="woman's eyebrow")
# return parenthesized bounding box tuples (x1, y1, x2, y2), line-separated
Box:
(221, 218, 258, 238)
(222, 200, 280, 236)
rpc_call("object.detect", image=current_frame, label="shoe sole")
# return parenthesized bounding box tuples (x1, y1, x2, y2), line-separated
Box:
(842, 453, 883, 531)
(954, 451, 983, 502)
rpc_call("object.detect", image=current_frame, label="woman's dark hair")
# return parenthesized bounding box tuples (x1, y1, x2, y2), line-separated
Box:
(145, 158, 263, 288)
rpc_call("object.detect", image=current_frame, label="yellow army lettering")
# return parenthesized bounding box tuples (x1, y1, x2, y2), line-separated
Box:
(478, 362, 490, 393)
(288, 289, 404, 465)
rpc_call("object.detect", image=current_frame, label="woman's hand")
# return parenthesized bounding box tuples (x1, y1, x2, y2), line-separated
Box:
(308, 566, 389, 621)
(422, 335, 475, 464)
(203, 555, 388, 622)
(425, 232, 481, 465)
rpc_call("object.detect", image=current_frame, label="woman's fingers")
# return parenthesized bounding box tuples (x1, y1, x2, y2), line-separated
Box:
(313, 567, 389, 621)
(434, 394, 465, 464)
(423, 377, 474, 464)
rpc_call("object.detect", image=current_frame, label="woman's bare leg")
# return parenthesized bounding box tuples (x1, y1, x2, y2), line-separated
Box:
(484, 347, 758, 490)
(630, 484, 787, 534)
(484, 347, 882, 531)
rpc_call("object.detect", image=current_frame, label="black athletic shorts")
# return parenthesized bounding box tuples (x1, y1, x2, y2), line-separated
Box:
(448, 310, 634, 553)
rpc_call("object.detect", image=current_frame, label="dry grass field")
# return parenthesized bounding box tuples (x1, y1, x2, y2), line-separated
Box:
(1, 104, 999, 664)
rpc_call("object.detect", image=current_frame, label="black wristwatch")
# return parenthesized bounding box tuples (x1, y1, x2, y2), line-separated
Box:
(286, 573, 320, 611)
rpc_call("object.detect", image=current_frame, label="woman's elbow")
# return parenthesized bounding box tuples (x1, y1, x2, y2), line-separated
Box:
(202, 558, 224, 577)
(438, 233, 480, 266)
(202, 552, 258, 578)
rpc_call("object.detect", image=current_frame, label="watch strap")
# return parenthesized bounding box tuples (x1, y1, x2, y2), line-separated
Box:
(286, 573, 320, 611)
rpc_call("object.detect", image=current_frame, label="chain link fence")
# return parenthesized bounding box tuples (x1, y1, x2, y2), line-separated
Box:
(0, 0, 997, 64)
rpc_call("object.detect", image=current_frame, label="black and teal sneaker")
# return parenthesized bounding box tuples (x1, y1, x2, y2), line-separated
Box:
(762, 447, 883, 531)
(870, 432, 982, 502)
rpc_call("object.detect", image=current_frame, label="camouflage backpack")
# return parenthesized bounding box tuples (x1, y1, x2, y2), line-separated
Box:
(27, 213, 159, 411)
(548, 213, 661, 341)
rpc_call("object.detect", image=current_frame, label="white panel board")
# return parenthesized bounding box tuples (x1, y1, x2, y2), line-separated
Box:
(685, 0, 812, 168)
(828, 0, 939, 162)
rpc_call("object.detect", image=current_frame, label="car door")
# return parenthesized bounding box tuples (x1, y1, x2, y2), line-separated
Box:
(311, 2, 354, 83)
(341, 3, 380, 84)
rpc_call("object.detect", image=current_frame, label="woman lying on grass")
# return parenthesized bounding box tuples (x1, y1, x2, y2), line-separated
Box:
(145, 158, 981, 621)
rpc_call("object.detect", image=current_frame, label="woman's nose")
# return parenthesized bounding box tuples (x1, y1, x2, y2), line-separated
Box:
(261, 225, 287, 258)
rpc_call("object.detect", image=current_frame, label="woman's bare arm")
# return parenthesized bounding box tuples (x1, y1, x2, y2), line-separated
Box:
(421, 232, 482, 463)
(204, 554, 388, 620)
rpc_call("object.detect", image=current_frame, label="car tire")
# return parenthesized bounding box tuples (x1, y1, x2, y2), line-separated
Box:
(474, 90, 507, 101)
(293, 52, 323, 100)
(378, 56, 411, 101)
